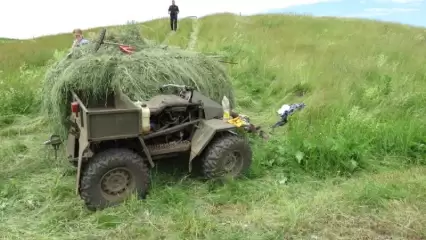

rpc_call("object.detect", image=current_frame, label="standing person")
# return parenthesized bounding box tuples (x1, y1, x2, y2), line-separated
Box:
(168, 0, 179, 31)
(72, 28, 90, 48)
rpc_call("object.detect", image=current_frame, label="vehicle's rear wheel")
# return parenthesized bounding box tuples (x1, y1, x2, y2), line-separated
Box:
(200, 133, 252, 179)
(79, 148, 150, 211)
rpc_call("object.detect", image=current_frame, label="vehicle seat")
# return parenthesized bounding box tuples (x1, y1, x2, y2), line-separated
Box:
(145, 95, 190, 115)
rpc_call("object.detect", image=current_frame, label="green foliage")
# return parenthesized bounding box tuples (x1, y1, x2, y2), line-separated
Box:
(1, 13, 426, 239)
(1, 14, 425, 177)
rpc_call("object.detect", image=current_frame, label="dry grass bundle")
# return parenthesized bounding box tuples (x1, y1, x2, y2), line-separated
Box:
(42, 25, 235, 135)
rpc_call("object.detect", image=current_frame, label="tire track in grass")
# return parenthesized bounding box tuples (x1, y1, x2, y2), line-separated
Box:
(161, 31, 174, 45)
(187, 16, 199, 50)
(162, 17, 192, 47)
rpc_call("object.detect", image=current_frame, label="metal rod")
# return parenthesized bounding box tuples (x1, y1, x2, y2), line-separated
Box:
(143, 120, 201, 140)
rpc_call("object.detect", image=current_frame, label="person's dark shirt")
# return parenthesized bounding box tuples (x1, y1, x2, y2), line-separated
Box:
(169, 5, 179, 17)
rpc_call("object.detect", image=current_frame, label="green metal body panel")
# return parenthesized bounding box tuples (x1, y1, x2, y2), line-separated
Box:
(190, 91, 224, 120)
(67, 88, 238, 194)
(188, 118, 236, 171)
(69, 89, 144, 194)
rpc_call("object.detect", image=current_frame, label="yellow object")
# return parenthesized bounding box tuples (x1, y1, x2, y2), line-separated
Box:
(222, 96, 230, 122)
(227, 117, 244, 127)
(223, 111, 230, 120)
(135, 101, 151, 133)
(141, 105, 151, 133)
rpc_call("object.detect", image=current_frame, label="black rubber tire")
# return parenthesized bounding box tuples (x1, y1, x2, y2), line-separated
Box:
(69, 158, 78, 167)
(200, 133, 252, 179)
(79, 148, 150, 211)
(93, 28, 106, 52)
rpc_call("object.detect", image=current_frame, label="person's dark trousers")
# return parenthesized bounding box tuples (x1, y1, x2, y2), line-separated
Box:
(170, 16, 178, 31)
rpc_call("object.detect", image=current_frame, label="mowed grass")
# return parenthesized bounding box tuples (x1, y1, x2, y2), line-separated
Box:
(162, 17, 194, 47)
(0, 13, 425, 239)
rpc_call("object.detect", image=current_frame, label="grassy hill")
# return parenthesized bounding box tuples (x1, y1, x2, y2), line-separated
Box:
(0, 37, 18, 43)
(0, 13, 425, 239)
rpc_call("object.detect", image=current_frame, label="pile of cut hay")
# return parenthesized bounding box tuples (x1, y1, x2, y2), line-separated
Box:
(42, 25, 235, 136)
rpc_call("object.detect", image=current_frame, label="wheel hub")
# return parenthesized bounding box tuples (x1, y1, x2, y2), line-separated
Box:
(223, 151, 243, 175)
(101, 168, 132, 195)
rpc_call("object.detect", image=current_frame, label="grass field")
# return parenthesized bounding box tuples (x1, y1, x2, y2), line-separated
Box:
(0, 38, 17, 44)
(1, 13, 425, 239)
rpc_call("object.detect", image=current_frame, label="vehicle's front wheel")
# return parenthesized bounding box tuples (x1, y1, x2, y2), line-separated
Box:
(200, 133, 252, 179)
(79, 148, 150, 211)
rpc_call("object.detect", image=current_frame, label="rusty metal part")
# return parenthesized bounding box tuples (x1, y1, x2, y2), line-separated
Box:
(100, 167, 134, 201)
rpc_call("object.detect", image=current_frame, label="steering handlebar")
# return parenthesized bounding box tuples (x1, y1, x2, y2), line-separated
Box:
(159, 84, 194, 101)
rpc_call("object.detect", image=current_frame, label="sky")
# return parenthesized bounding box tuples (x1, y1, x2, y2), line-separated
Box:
(1, 0, 425, 39)
(267, 0, 426, 28)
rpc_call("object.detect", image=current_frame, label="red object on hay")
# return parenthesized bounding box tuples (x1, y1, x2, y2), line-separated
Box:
(119, 45, 135, 54)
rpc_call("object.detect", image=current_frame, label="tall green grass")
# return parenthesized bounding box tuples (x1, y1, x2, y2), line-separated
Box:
(1, 13, 426, 239)
(197, 14, 425, 177)
(1, 14, 425, 177)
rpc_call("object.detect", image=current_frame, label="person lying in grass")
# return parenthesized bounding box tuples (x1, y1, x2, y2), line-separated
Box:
(72, 28, 90, 48)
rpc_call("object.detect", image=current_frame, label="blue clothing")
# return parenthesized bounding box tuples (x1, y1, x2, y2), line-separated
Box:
(73, 38, 89, 47)
(272, 103, 306, 129)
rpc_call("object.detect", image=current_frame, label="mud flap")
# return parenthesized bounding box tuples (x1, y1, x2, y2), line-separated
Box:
(66, 133, 76, 159)
(188, 119, 236, 172)
(75, 138, 90, 195)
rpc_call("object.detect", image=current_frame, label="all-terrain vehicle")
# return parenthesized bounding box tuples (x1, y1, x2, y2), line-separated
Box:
(46, 84, 252, 210)
(44, 28, 253, 210)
